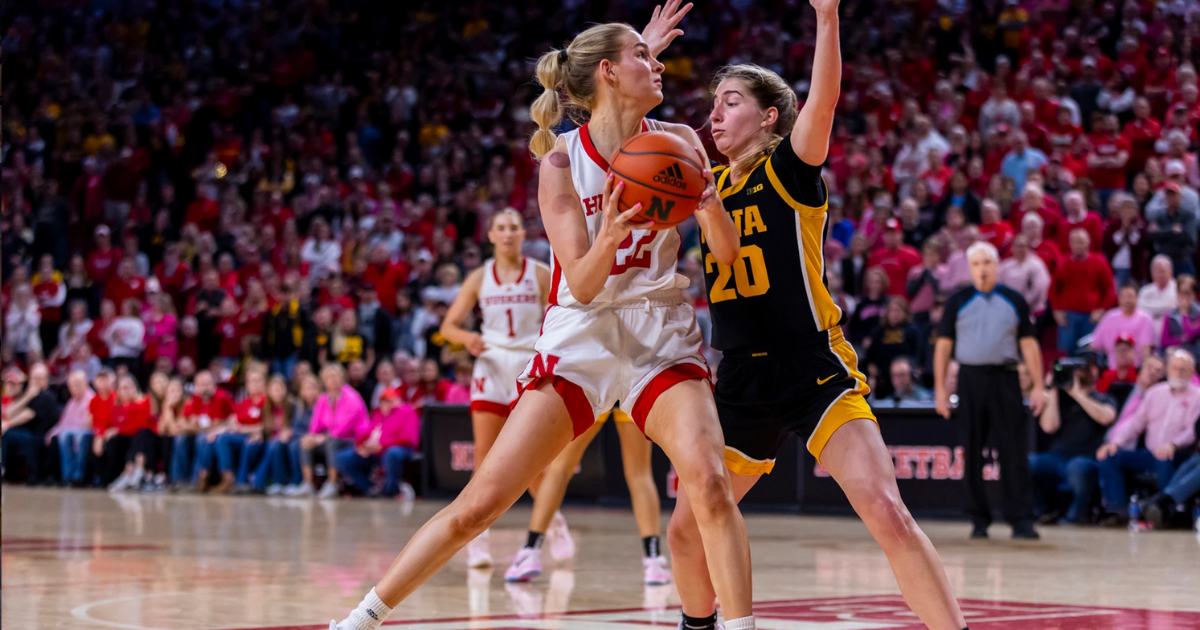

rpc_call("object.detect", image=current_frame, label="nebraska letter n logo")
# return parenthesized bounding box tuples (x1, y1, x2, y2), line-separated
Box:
(528, 354, 560, 379)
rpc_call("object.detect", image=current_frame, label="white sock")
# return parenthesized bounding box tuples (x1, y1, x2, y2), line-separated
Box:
(725, 616, 756, 630)
(337, 587, 393, 630)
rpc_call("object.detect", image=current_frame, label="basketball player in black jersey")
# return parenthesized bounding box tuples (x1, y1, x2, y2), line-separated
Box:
(666, 1, 969, 629)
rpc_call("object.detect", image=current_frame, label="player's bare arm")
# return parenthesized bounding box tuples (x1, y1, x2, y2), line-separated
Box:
(661, 122, 739, 265)
(790, 0, 841, 166)
(540, 137, 647, 305)
(440, 267, 487, 356)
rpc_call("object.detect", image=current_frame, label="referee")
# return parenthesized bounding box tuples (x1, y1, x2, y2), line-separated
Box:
(934, 242, 1045, 540)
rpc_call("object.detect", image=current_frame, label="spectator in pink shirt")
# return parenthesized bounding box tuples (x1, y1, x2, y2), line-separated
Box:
(297, 363, 371, 499)
(334, 388, 420, 498)
(1089, 284, 1156, 367)
(999, 234, 1051, 316)
(47, 370, 95, 486)
(143, 292, 179, 369)
(1096, 349, 1200, 525)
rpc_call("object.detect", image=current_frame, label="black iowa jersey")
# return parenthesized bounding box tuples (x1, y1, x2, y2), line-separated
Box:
(700, 135, 841, 353)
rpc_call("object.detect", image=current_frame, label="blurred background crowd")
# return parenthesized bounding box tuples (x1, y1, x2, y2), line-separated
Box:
(1, 0, 1198, 525)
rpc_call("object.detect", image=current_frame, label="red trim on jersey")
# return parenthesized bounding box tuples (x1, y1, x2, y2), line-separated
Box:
(579, 120, 649, 172)
(517, 375, 596, 438)
(491, 260, 501, 286)
(548, 254, 562, 306)
(492, 257, 528, 286)
(469, 400, 511, 418)
(516, 257, 527, 284)
(579, 123, 609, 171)
(630, 363, 711, 433)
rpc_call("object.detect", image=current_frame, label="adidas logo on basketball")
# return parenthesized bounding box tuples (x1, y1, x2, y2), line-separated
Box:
(653, 163, 687, 189)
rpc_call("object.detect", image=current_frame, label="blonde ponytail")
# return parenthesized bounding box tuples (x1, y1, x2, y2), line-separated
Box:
(530, 50, 566, 160)
(528, 23, 635, 160)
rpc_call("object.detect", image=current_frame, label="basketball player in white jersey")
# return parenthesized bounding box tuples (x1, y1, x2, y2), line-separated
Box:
(330, 5, 759, 629)
(440, 209, 554, 569)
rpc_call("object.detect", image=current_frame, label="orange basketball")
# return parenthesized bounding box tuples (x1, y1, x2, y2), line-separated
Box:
(609, 131, 706, 229)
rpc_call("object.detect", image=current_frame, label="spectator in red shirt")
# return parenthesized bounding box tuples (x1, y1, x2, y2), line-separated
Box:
(867, 219, 922, 297)
(361, 245, 404, 316)
(31, 254, 66, 355)
(1051, 229, 1118, 353)
(1044, 106, 1082, 157)
(979, 199, 1014, 254)
(181, 370, 236, 491)
(1096, 335, 1140, 394)
(104, 258, 147, 310)
(214, 367, 269, 494)
(1009, 184, 1063, 244)
(213, 297, 245, 364)
(1122, 98, 1162, 175)
(97, 374, 157, 490)
(86, 225, 123, 287)
(1056, 191, 1105, 254)
(1088, 114, 1131, 212)
(1103, 194, 1150, 286)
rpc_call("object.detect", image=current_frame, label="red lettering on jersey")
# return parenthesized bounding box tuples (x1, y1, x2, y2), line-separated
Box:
(472, 377, 486, 393)
(610, 232, 654, 275)
(583, 194, 602, 216)
(528, 353, 560, 380)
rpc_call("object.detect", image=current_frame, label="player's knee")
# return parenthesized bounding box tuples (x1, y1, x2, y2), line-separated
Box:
(859, 486, 918, 552)
(448, 495, 503, 539)
(686, 468, 736, 523)
(666, 511, 702, 555)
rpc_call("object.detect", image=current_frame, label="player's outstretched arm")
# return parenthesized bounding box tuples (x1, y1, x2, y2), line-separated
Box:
(790, 0, 841, 166)
(661, 122, 739, 265)
(439, 267, 486, 356)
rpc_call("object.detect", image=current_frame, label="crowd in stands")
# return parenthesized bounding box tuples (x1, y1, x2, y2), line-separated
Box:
(2, 0, 1199, 523)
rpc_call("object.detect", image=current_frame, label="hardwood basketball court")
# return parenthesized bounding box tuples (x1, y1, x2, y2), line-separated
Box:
(2, 487, 1198, 629)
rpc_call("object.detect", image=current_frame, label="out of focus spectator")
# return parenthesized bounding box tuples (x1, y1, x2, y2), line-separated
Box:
(1160, 275, 1200, 357)
(868, 219, 922, 297)
(1, 365, 59, 484)
(1138, 256, 1178, 340)
(866, 297, 921, 399)
(1050, 229, 1117, 353)
(1090, 285, 1156, 367)
(1148, 183, 1197, 276)
(47, 371, 95, 487)
(999, 234, 1051, 318)
(1096, 349, 1200, 526)
(870, 357, 933, 407)
(334, 388, 419, 498)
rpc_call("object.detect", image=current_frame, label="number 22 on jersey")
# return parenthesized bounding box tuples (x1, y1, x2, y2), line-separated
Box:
(705, 245, 770, 303)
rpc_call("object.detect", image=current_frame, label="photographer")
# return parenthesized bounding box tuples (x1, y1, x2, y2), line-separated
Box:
(1030, 357, 1117, 524)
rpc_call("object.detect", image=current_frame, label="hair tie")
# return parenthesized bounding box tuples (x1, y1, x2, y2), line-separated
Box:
(558, 50, 568, 64)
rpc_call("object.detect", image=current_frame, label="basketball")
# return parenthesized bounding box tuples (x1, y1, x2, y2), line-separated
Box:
(608, 131, 707, 229)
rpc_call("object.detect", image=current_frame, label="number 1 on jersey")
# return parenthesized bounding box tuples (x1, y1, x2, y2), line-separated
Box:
(505, 309, 515, 337)
(705, 245, 770, 303)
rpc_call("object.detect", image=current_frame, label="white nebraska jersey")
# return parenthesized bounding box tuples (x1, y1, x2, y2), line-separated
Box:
(553, 120, 688, 308)
(479, 257, 542, 351)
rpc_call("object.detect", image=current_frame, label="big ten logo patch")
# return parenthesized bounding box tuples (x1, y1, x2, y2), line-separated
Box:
(814, 446, 990, 480)
(450, 441, 477, 471)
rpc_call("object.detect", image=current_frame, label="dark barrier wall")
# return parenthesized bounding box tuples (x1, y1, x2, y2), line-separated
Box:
(422, 405, 1006, 516)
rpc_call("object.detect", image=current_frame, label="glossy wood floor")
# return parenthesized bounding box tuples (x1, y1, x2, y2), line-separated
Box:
(2, 487, 1198, 630)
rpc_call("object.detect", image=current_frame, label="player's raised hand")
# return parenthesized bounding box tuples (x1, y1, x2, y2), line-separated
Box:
(694, 147, 722, 215)
(641, 0, 693, 58)
(809, 0, 841, 16)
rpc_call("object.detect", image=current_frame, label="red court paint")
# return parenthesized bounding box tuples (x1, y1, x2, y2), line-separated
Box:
(214, 595, 1200, 630)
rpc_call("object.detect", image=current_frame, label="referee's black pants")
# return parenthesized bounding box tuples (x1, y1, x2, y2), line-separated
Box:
(957, 364, 1033, 526)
